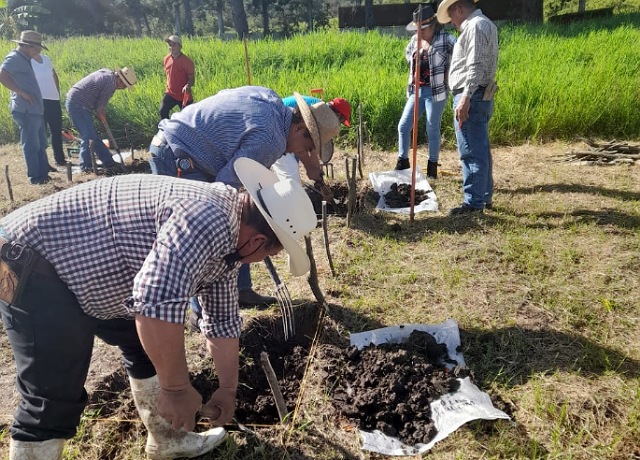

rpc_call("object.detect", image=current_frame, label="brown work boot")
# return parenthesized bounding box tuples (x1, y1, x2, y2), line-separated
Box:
(238, 288, 277, 310)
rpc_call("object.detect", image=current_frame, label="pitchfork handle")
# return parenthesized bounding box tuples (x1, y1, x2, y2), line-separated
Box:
(263, 257, 281, 285)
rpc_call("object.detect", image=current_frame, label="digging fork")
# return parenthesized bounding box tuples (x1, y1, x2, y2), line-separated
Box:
(263, 256, 295, 340)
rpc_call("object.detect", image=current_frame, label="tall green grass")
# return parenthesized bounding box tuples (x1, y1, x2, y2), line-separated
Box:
(0, 13, 639, 148)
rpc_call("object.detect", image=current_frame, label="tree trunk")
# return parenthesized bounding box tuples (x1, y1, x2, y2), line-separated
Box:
(183, 0, 193, 35)
(364, 0, 374, 29)
(216, 0, 224, 38)
(174, 2, 181, 35)
(307, 0, 312, 31)
(578, 0, 586, 13)
(229, 0, 248, 39)
(261, 0, 270, 37)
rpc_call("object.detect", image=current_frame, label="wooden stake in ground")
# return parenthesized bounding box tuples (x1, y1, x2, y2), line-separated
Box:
(4, 165, 13, 202)
(243, 33, 251, 85)
(259, 352, 288, 423)
(409, 6, 423, 224)
(322, 201, 336, 277)
(345, 157, 357, 228)
(305, 235, 325, 305)
(66, 162, 72, 182)
(89, 140, 98, 175)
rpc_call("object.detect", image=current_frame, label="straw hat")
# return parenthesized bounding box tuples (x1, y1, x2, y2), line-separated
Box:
(12, 30, 48, 50)
(293, 92, 340, 162)
(437, 0, 479, 24)
(406, 4, 437, 31)
(165, 35, 182, 45)
(234, 158, 318, 276)
(115, 67, 137, 89)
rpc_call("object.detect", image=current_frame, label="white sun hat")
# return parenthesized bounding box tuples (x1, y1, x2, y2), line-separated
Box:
(234, 157, 317, 276)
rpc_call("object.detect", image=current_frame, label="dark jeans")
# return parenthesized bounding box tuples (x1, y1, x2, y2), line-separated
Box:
(0, 268, 156, 441)
(159, 92, 193, 120)
(43, 99, 65, 165)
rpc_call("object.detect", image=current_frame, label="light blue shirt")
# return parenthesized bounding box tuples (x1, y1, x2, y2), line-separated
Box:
(0, 49, 43, 115)
(159, 85, 292, 188)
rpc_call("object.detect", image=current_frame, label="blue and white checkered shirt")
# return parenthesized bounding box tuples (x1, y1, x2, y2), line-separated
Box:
(0, 175, 244, 338)
(159, 85, 292, 188)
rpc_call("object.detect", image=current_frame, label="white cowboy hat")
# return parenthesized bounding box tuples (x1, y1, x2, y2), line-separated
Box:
(437, 0, 479, 24)
(115, 67, 137, 89)
(12, 30, 48, 50)
(234, 157, 317, 276)
(294, 92, 341, 162)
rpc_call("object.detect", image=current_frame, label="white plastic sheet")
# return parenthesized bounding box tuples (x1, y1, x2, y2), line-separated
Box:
(368, 168, 438, 214)
(349, 320, 511, 456)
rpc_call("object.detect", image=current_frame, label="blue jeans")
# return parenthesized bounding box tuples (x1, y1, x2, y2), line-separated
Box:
(453, 89, 494, 209)
(149, 140, 254, 294)
(397, 87, 447, 163)
(65, 102, 116, 170)
(12, 112, 49, 184)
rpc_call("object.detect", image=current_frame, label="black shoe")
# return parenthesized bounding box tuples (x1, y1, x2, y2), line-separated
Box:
(238, 289, 277, 310)
(394, 158, 410, 171)
(449, 204, 483, 216)
(427, 161, 438, 179)
(188, 312, 201, 333)
(48, 165, 57, 172)
(31, 176, 51, 185)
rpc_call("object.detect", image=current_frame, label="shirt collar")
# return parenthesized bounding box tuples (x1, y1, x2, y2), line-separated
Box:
(460, 8, 483, 31)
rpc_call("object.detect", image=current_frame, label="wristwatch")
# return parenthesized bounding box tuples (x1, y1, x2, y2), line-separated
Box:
(176, 157, 194, 172)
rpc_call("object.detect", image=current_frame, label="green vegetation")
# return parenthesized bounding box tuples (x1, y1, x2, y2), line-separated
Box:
(0, 13, 639, 150)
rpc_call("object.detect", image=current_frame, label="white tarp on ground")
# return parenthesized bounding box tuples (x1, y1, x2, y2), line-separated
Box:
(368, 168, 438, 214)
(350, 320, 511, 456)
(69, 150, 133, 175)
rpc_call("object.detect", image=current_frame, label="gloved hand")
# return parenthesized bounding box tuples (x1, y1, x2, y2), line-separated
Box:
(200, 387, 236, 427)
(157, 384, 203, 431)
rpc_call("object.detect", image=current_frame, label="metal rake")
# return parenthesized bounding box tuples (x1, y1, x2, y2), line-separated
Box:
(263, 256, 295, 340)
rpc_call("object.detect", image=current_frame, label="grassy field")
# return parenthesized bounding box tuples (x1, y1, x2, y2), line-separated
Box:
(0, 140, 638, 459)
(1, 12, 640, 149)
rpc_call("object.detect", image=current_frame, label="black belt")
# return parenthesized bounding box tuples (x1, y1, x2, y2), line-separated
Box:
(0, 237, 59, 279)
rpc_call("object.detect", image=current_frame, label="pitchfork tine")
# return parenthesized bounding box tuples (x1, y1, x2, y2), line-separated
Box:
(263, 256, 296, 340)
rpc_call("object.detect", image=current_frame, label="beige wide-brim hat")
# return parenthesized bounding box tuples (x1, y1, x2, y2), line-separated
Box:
(115, 67, 137, 89)
(437, 0, 479, 24)
(234, 157, 318, 276)
(12, 30, 48, 51)
(294, 92, 340, 162)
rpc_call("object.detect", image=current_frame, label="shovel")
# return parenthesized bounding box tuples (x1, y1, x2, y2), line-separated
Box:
(97, 113, 126, 171)
(263, 256, 295, 340)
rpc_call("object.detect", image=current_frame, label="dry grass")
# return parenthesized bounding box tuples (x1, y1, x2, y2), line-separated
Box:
(0, 140, 638, 459)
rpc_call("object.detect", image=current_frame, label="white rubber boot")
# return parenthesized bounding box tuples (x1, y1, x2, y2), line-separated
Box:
(9, 438, 65, 460)
(129, 375, 226, 460)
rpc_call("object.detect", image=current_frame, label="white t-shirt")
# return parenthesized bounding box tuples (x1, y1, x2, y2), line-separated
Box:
(32, 54, 60, 101)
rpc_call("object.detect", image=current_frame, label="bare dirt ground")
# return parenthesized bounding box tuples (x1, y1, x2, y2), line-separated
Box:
(0, 140, 638, 459)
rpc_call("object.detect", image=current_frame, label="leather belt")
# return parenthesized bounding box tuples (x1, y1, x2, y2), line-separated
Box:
(0, 236, 59, 279)
(452, 86, 487, 97)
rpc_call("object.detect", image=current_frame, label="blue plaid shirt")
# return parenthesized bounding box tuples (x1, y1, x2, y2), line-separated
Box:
(0, 175, 244, 338)
(159, 85, 292, 188)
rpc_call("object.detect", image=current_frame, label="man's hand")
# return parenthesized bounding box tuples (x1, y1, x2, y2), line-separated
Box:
(157, 384, 202, 431)
(19, 91, 35, 105)
(201, 387, 236, 427)
(454, 95, 471, 127)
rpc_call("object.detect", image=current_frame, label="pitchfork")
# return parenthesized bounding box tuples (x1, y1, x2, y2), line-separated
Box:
(263, 256, 295, 340)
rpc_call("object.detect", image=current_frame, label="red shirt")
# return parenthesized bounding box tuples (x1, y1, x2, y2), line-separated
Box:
(163, 53, 195, 101)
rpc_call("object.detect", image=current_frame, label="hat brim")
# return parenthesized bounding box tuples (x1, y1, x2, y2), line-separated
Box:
(233, 157, 310, 276)
(437, 0, 479, 24)
(115, 67, 135, 90)
(293, 92, 323, 160)
(406, 19, 436, 31)
(12, 39, 48, 51)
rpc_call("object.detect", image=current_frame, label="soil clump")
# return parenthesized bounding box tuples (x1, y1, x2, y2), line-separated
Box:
(383, 183, 430, 208)
(322, 330, 469, 446)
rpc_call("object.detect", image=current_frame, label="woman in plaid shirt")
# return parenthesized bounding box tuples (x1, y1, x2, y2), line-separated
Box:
(395, 4, 456, 179)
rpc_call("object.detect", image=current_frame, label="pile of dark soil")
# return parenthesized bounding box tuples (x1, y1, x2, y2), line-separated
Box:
(322, 330, 469, 446)
(306, 183, 349, 216)
(383, 183, 430, 208)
